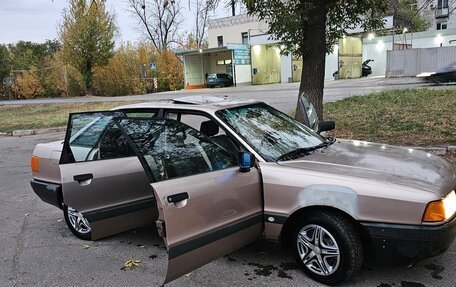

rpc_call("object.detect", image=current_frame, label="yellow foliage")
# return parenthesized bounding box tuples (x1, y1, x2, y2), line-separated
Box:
(11, 72, 44, 99)
(156, 50, 184, 91)
(93, 42, 183, 96)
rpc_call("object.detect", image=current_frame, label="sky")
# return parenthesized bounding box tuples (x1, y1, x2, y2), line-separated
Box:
(0, 0, 233, 45)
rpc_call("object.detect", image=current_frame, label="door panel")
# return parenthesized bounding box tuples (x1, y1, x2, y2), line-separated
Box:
(60, 157, 151, 213)
(115, 118, 263, 283)
(151, 167, 263, 283)
(59, 111, 156, 240)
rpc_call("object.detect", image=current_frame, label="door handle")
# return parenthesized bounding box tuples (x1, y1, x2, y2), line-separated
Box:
(167, 192, 189, 203)
(73, 173, 93, 182)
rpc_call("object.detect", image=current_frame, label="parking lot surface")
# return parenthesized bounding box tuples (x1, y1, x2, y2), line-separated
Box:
(1, 132, 455, 287)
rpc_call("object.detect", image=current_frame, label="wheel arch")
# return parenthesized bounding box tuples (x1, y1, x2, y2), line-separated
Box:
(279, 205, 366, 248)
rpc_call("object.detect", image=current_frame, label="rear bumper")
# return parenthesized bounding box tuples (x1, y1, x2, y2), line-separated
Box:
(30, 179, 63, 209)
(361, 217, 456, 265)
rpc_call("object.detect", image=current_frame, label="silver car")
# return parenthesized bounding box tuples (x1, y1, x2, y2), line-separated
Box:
(30, 95, 456, 285)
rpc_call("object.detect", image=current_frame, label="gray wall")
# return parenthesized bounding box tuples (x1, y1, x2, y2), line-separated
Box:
(386, 46, 456, 77)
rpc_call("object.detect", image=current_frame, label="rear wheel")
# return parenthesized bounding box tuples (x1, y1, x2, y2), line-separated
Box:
(292, 211, 363, 284)
(63, 205, 92, 240)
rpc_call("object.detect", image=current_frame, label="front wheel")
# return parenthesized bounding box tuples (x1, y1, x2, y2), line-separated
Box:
(63, 205, 92, 240)
(292, 211, 363, 284)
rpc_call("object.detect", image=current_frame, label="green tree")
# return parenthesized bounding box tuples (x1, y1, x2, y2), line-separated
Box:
(387, 0, 430, 32)
(60, 0, 117, 94)
(7, 40, 60, 71)
(0, 44, 11, 82)
(244, 0, 388, 120)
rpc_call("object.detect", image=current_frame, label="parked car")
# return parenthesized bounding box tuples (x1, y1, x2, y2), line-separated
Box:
(417, 62, 456, 84)
(207, 73, 233, 88)
(362, 59, 374, 77)
(30, 95, 456, 285)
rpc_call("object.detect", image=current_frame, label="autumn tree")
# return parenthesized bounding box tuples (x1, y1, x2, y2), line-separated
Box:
(244, 0, 388, 121)
(60, 0, 117, 94)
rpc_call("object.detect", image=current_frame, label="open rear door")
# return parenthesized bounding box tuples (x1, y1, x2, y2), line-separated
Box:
(117, 118, 263, 284)
(59, 112, 155, 239)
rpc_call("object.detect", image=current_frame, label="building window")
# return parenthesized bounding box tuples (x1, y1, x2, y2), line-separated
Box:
(437, 0, 449, 9)
(437, 21, 448, 30)
(242, 32, 248, 45)
(217, 36, 223, 47)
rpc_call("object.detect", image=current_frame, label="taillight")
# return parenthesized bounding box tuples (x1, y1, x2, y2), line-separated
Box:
(31, 156, 39, 173)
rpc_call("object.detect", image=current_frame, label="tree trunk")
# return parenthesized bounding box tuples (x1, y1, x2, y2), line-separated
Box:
(84, 62, 94, 96)
(295, 0, 327, 122)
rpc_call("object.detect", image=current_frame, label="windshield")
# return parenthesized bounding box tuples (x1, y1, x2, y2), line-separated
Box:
(217, 103, 326, 162)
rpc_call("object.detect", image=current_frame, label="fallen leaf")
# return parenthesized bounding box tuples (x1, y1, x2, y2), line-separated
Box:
(121, 259, 141, 270)
(185, 272, 193, 277)
(83, 245, 90, 250)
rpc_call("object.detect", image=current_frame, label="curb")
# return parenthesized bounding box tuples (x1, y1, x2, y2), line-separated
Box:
(9, 127, 66, 137)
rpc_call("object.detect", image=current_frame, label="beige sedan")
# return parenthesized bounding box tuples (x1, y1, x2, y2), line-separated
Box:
(30, 95, 456, 285)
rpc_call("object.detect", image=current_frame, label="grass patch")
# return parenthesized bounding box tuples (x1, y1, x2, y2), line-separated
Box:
(0, 101, 142, 132)
(324, 88, 456, 146)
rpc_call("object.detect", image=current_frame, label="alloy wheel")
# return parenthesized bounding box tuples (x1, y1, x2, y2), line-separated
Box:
(296, 224, 340, 276)
(67, 207, 91, 234)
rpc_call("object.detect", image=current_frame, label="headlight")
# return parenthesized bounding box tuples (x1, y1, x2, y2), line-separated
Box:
(423, 190, 456, 222)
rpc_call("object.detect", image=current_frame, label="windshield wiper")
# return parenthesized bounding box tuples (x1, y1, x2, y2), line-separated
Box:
(277, 141, 330, 161)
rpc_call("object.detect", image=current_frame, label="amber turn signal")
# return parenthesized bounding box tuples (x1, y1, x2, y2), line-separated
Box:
(422, 200, 446, 222)
(31, 156, 39, 173)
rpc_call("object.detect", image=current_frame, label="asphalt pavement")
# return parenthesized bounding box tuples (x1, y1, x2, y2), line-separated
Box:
(0, 132, 455, 287)
(0, 77, 430, 114)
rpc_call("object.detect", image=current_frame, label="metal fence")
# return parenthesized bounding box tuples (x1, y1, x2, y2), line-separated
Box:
(386, 46, 456, 77)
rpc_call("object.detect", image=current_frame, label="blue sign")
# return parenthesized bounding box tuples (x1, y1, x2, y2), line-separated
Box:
(150, 63, 156, 71)
(233, 48, 251, 65)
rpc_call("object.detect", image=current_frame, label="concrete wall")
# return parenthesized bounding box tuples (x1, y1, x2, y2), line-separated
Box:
(280, 54, 292, 83)
(325, 51, 339, 80)
(208, 14, 269, 48)
(251, 44, 281, 84)
(363, 35, 393, 77)
(235, 64, 252, 84)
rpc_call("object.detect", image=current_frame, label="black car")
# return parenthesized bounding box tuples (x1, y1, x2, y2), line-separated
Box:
(207, 73, 233, 88)
(419, 62, 456, 84)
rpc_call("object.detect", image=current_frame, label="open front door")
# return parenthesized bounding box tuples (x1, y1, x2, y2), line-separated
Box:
(59, 112, 155, 240)
(117, 118, 263, 284)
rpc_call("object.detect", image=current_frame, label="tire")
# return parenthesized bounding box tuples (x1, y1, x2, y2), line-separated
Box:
(292, 211, 363, 285)
(63, 205, 92, 240)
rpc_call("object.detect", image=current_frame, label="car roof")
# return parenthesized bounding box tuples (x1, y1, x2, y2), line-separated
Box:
(112, 95, 261, 113)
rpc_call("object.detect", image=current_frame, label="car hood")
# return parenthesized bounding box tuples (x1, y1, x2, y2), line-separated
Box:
(278, 140, 456, 197)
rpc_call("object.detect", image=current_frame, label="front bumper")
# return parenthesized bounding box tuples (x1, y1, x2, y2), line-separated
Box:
(361, 217, 456, 265)
(30, 179, 63, 209)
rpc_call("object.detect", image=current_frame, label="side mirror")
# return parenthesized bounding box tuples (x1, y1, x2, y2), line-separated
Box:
(238, 152, 255, 172)
(317, 120, 335, 134)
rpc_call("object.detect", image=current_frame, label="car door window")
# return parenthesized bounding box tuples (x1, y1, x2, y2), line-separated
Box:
(65, 112, 133, 162)
(116, 118, 237, 181)
(166, 112, 239, 155)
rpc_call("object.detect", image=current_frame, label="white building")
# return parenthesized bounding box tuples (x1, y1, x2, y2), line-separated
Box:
(176, 12, 456, 89)
(418, 0, 456, 30)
